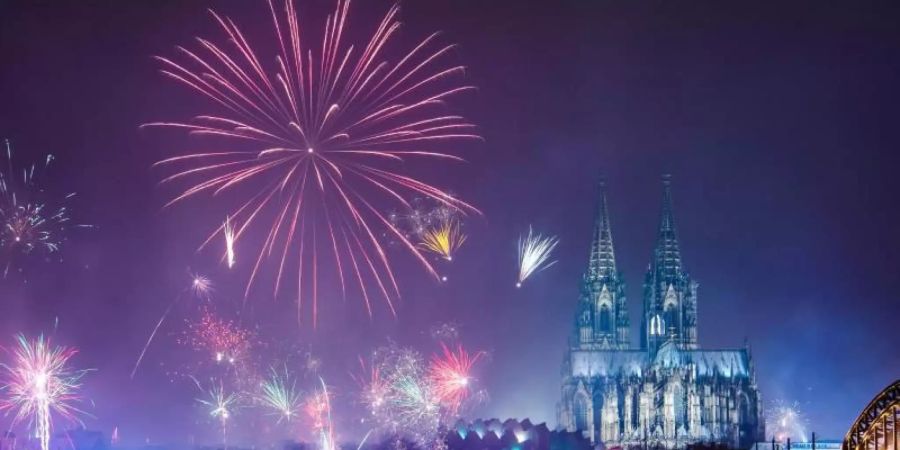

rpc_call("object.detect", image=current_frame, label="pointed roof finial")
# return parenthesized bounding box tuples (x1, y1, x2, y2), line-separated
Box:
(587, 176, 617, 280)
(653, 174, 682, 277)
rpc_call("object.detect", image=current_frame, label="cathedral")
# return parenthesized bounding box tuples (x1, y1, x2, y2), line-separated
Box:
(557, 176, 765, 449)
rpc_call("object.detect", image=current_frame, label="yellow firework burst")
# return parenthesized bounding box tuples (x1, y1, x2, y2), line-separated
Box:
(419, 220, 466, 261)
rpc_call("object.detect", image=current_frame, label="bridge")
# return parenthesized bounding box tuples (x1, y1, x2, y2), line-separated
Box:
(843, 380, 900, 450)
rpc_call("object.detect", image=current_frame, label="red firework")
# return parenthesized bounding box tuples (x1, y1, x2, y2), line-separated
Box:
(180, 307, 255, 366)
(427, 343, 483, 415)
(147, 0, 480, 325)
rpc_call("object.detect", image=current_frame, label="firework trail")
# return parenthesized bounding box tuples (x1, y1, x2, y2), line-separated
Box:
(147, 0, 480, 325)
(0, 140, 90, 278)
(259, 366, 302, 423)
(0, 335, 90, 450)
(224, 217, 236, 269)
(516, 227, 558, 288)
(131, 273, 215, 379)
(427, 343, 482, 416)
(419, 219, 466, 261)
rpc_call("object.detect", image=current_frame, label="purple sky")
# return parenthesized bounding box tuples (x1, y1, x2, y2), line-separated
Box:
(2, 0, 899, 446)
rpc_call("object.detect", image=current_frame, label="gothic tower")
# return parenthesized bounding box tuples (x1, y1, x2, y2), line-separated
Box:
(573, 179, 629, 350)
(641, 175, 699, 354)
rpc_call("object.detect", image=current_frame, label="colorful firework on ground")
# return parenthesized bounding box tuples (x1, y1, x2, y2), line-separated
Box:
(0, 334, 90, 450)
(358, 342, 484, 446)
(194, 377, 241, 445)
(305, 378, 336, 450)
(259, 366, 303, 423)
(767, 399, 809, 442)
(148, 0, 480, 325)
(516, 227, 559, 288)
(0, 140, 91, 278)
(418, 219, 466, 262)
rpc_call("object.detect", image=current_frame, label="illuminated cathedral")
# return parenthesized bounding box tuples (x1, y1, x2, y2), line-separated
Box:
(557, 176, 764, 449)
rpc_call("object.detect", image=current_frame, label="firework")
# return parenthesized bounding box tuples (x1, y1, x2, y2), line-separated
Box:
(148, 0, 480, 324)
(191, 273, 214, 298)
(224, 217, 236, 269)
(181, 306, 256, 368)
(359, 342, 484, 446)
(390, 198, 460, 242)
(516, 227, 558, 287)
(419, 219, 466, 261)
(767, 399, 809, 442)
(0, 335, 89, 450)
(0, 140, 89, 278)
(427, 343, 482, 415)
(305, 378, 336, 450)
(259, 366, 302, 423)
(428, 322, 459, 343)
(196, 378, 240, 445)
(131, 273, 215, 379)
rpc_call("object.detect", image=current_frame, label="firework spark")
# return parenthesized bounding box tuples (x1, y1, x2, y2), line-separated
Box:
(516, 227, 558, 288)
(224, 217, 236, 269)
(419, 219, 466, 261)
(767, 399, 809, 442)
(181, 306, 256, 367)
(259, 366, 302, 423)
(359, 342, 484, 446)
(0, 140, 89, 278)
(305, 378, 336, 450)
(192, 273, 214, 298)
(196, 378, 240, 445)
(0, 335, 89, 450)
(427, 343, 482, 415)
(148, 0, 480, 325)
(131, 273, 215, 379)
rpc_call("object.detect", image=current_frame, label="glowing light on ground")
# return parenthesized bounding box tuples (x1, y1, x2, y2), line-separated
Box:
(0, 335, 89, 450)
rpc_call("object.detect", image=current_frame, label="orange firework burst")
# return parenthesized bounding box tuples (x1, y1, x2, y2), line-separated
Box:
(147, 0, 480, 325)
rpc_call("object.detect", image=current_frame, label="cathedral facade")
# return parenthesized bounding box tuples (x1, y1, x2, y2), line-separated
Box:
(558, 176, 764, 449)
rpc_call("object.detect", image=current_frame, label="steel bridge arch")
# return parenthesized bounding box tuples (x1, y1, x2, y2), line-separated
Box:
(843, 379, 900, 450)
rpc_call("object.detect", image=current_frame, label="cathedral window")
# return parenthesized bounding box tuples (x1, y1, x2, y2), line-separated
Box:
(575, 395, 589, 431)
(665, 305, 677, 334)
(673, 384, 686, 428)
(599, 305, 612, 332)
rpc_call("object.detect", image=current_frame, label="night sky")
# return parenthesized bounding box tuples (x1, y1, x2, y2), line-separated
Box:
(2, 0, 899, 446)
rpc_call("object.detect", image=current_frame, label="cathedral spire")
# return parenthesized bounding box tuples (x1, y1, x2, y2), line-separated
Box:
(587, 178, 617, 280)
(652, 174, 682, 277)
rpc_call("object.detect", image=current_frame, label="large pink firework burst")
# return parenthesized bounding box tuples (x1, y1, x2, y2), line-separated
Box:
(147, 0, 480, 325)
